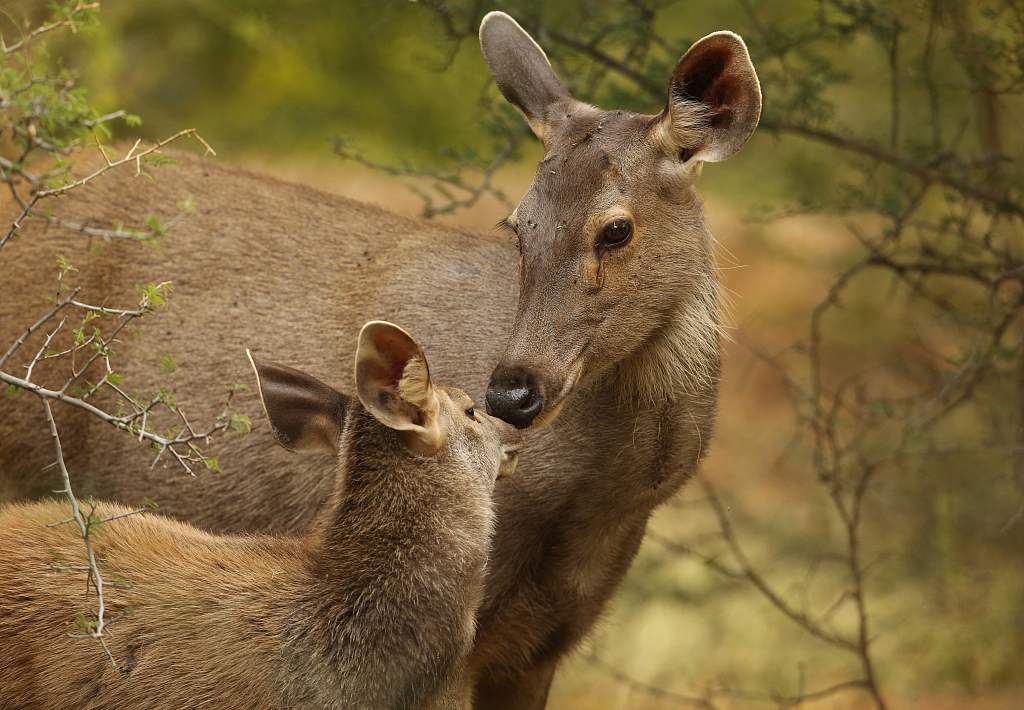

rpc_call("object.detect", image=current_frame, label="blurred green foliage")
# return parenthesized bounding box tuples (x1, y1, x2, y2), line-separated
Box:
(43, 0, 500, 160)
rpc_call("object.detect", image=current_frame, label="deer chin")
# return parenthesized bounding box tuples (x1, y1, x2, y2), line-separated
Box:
(529, 356, 586, 430)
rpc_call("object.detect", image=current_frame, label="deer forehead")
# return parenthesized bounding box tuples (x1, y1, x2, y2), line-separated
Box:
(521, 112, 667, 220)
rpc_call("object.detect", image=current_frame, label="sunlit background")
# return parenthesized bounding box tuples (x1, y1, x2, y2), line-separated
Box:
(4, 1, 1023, 707)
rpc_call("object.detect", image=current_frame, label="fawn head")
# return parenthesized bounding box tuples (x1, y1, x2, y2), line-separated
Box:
(247, 321, 519, 481)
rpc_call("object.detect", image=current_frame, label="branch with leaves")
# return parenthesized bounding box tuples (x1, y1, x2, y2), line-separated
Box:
(0, 1, 244, 663)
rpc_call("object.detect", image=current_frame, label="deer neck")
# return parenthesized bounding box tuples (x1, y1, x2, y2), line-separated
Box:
(613, 230, 723, 411)
(307, 410, 492, 643)
(313, 411, 491, 589)
(283, 411, 490, 702)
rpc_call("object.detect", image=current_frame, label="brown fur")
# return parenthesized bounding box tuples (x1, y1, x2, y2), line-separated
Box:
(0, 370, 510, 709)
(0, 14, 760, 708)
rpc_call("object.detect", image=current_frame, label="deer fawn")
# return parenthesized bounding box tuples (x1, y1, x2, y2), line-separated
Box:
(0, 322, 518, 709)
(0, 11, 761, 707)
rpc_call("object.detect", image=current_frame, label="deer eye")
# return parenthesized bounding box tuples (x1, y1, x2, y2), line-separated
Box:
(465, 406, 476, 420)
(600, 219, 633, 249)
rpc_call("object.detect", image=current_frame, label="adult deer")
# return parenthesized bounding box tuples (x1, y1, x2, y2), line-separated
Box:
(0, 12, 760, 708)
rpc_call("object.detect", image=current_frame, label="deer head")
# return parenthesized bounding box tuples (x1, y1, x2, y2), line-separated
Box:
(479, 12, 761, 428)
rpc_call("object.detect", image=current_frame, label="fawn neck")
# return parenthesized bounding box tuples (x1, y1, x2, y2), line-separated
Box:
(311, 406, 493, 608)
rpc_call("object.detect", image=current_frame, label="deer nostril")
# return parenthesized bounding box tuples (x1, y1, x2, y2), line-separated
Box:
(485, 368, 545, 429)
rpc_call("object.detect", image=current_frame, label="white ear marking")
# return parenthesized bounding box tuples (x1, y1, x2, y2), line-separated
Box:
(479, 12, 554, 69)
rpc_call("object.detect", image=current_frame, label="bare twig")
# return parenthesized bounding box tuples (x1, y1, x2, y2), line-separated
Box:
(40, 399, 116, 668)
(35, 130, 215, 200)
(2, 369, 233, 475)
(0, 1, 99, 55)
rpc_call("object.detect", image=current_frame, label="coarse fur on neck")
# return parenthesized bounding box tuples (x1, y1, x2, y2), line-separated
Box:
(613, 225, 725, 411)
(281, 404, 495, 708)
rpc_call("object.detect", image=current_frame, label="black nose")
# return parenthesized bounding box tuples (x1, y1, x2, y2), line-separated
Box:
(486, 367, 544, 429)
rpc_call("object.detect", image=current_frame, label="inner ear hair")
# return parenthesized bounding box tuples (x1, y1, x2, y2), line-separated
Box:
(398, 354, 432, 409)
(663, 97, 713, 162)
(655, 31, 762, 165)
(354, 321, 444, 455)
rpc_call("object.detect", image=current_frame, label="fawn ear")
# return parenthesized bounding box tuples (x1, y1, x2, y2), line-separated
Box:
(653, 31, 761, 166)
(479, 11, 573, 143)
(354, 321, 442, 455)
(246, 350, 348, 454)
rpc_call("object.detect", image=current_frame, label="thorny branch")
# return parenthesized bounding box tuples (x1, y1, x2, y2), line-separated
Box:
(0, 1, 99, 55)
(41, 399, 120, 668)
(588, 649, 871, 710)
(333, 131, 521, 219)
(1, 134, 214, 252)
(1, 1, 243, 664)
(0, 278, 241, 475)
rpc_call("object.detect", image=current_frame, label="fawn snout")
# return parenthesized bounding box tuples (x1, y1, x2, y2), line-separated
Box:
(488, 413, 523, 478)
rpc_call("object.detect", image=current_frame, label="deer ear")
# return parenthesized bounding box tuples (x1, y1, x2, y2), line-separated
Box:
(654, 31, 761, 165)
(479, 11, 573, 143)
(354, 321, 442, 454)
(246, 350, 348, 454)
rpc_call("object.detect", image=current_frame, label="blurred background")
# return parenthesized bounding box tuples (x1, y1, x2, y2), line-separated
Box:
(3, 0, 1023, 707)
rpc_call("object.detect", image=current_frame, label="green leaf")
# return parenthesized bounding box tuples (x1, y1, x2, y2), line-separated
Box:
(993, 343, 1018, 362)
(160, 353, 177, 373)
(74, 612, 98, 633)
(144, 154, 177, 168)
(136, 282, 173, 308)
(204, 457, 221, 473)
(144, 215, 167, 237)
(229, 414, 252, 434)
(141, 497, 160, 511)
(56, 254, 78, 275)
(865, 399, 893, 417)
(157, 386, 176, 408)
